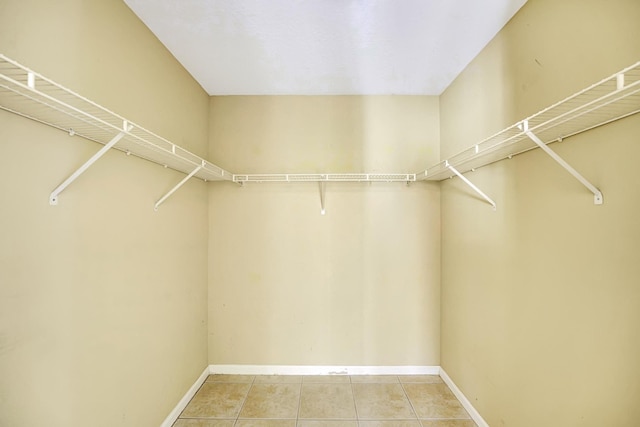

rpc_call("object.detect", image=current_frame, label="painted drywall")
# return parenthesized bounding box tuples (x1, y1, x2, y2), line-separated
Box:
(0, 1, 209, 426)
(439, 0, 640, 426)
(208, 96, 441, 365)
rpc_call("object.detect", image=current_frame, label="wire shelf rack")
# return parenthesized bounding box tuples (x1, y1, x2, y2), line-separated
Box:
(233, 173, 416, 183)
(419, 61, 640, 181)
(2, 54, 638, 195)
(0, 54, 232, 182)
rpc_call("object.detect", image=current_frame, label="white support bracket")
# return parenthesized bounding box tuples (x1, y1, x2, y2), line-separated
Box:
(319, 180, 326, 215)
(49, 121, 132, 205)
(154, 163, 203, 211)
(520, 120, 603, 205)
(447, 162, 497, 210)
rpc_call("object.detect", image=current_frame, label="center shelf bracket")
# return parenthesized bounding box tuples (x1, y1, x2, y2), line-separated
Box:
(49, 121, 133, 205)
(520, 120, 603, 205)
(447, 161, 497, 210)
(319, 180, 326, 215)
(154, 162, 204, 211)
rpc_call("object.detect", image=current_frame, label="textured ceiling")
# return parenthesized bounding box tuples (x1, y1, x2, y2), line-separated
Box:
(124, 0, 527, 95)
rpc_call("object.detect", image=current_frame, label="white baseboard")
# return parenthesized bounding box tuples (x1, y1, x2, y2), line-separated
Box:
(439, 368, 489, 427)
(160, 366, 210, 427)
(209, 364, 440, 376)
(161, 365, 487, 427)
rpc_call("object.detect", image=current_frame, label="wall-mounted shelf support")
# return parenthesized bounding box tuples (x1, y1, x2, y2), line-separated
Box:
(520, 120, 603, 205)
(154, 162, 204, 211)
(319, 181, 326, 215)
(446, 161, 496, 210)
(49, 121, 132, 205)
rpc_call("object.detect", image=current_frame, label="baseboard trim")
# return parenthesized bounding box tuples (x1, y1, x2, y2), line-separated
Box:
(439, 368, 489, 427)
(161, 365, 488, 427)
(209, 364, 440, 376)
(160, 366, 210, 427)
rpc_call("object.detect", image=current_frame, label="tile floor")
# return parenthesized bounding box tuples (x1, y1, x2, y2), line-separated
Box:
(173, 374, 477, 427)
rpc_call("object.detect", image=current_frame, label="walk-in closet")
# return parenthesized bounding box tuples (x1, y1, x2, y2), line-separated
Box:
(1, 1, 639, 426)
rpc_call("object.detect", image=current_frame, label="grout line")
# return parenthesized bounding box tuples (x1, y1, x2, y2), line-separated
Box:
(397, 376, 420, 421)
(349, 374, 360, 423)
(233, 375, 256, 426)
(296, 379, 303, 425)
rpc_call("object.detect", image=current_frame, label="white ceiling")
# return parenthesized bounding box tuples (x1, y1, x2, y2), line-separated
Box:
(124, 0, 527, 95)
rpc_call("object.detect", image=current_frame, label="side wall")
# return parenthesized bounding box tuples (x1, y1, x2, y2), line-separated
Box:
(0, 1, 210, 426)
(208, 96, 441, 366)
(440, 0, 640, 426)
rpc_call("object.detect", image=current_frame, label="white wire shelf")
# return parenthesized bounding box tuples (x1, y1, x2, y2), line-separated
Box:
(234, 173, 416, 183)
(0, 54, 232, 182)
(2, 53, 638, 208)
(419, 61, 640, 181)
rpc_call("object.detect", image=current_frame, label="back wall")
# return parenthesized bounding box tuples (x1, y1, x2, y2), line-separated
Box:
(208, 96, 441, 366)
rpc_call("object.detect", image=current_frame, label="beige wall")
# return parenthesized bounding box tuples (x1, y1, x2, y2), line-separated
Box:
(208, 96, 441, 365)
(440, 1, 640, 426)
(5, 0, 638, 425)
(0, 1, 210, 426)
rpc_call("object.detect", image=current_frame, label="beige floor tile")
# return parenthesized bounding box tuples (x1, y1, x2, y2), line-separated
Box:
(176, 374, 473, 427)
(181, 382, 250, 418)
(352, 383, 416, 419)
(235, 420, 296, 427)
(303, 375, 351, 383)
(359, 422, 422, 427)
(173, 420, 235, 427)
(397, 375, 443, 384)
(350, 375, 399, 383)
(420, 421, 477, 427)
(239, 383, 301, 418)
(206, 374, 255, 383)
(402, 383, 469, 419)
(254, 375, 304, 383)
(297, 421, 358, 427)
(299, 383, 356, 419)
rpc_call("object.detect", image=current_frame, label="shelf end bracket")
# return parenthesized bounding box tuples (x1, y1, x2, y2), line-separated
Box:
(49, 122, 132, 205)
(520, 120, 603, 205)
(447, 162, 497, 210)
(154, 163, 203, 211)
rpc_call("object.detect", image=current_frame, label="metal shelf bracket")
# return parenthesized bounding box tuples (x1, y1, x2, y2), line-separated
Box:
(154, 162, 204, 211)
(446, 161, 497, 210)
(319, 180, 326, 215)
(520, 120, 603, 205)
(49, 121, 133, 205)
